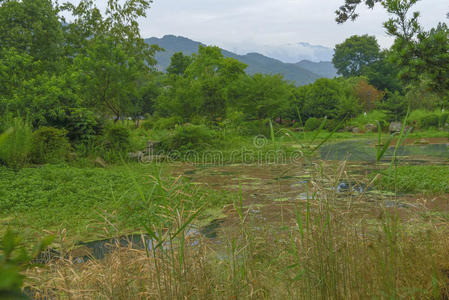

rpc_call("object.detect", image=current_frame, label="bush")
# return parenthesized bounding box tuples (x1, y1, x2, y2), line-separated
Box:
(439, 112, 449, 127)
(351, 110, 388, 130)
(0, 118, 32, 168)
(238, 120, 271, 137)
(419, 114, 439, 129)
(31, 127, 71, 164)
(104, 124, 131, 151)
(64, 108, 103, 143)
(304, 117, 322, 131)
(153, 117, 181, 130)
(323, 119, 341, 131)
(161, 124, 217, 152)
(408, 110, 440, 129)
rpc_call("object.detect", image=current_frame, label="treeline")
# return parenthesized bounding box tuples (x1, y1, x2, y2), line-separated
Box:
(1, 0, 449, 167)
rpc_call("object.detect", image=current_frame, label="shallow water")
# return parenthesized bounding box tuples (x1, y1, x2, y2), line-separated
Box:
(320, 139, 449, 163)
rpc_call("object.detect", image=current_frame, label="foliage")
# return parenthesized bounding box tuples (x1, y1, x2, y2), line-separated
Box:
(0, 118, 32, 169)
(0, 164, 231, 242)
(104, 123, 131, 152)
(0, 230, 53, 299)
(304, 117, 322, 131)
(378, 165, 449, 193)
(333, 35, 381, 77)
(64, 107, 103, 143)
(351, 110, 388, 129)
(407, 110, 445, 129)
(167, 52, 192, 76)
(30, 127, 71, 164)
(353, 78, 385, 111)
(161, 124, 217, 152)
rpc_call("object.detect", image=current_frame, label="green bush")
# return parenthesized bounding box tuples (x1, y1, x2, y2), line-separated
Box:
(324, 119, 341, 131)
(153, 117, 181, 130)
(161, 124, 217, 152)
(239, 120, 271, 137)
(31, 127, 71, 164)
(0, 118, 32, 169)
(104, 124, 131, 151)
(65, 108, 103, 143)
(439, 112, 449, 127)
(419, 114, 439, 129)
(351, 110, 388, 129)
(304, 117, 322, 131)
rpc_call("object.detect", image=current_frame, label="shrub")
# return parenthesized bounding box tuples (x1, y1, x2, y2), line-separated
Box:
(324, 119, 341, 131)
(64, 108, 103, 143)
(161, 124, 217, 152)
(351, 110, 388, 129)
(30, 127, 71, 164)
(153, 117, 181, 130)
(439, 112, 449, 127)
(0, 118, 32, 168)
(239, 120, 271, 137)
(419, 114, 439, 129)
(304, 117, 322, 131)
(408, 110, 440, 129)
(104, 124, 131, 151)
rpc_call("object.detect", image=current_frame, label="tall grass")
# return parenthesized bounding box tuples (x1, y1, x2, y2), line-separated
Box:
(0, 117, 32, 168)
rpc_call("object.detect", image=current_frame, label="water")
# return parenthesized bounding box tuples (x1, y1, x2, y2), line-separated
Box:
(320, 139, 449, 163)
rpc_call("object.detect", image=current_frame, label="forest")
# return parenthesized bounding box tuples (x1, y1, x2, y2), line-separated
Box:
(1, 0, 449, 299)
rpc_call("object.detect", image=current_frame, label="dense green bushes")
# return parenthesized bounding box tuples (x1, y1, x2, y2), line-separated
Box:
(30, 127, 71, 164)
(104, 124, 131, 151)
(0, 118, 32, 168)
(161, 124, 218, 152)
(408, 110, 448, 129)
(304, 118, 322, 131)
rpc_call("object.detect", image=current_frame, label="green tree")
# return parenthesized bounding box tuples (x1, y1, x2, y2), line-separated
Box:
(167, 52, 192, 76)
(333, 35, 381, 77)
(228, 74, 293, 121)
(64, 0, 160, 121)
(0, 0, 64, 67)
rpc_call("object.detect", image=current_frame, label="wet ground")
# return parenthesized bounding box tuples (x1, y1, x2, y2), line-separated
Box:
(170, 138, 449, 238)
(60, 138, 449, 262)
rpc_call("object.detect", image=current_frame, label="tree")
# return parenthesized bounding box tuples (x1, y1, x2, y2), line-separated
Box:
(0, 0, 64, 67)
(228, 74, 293, 121)
(333, 35, 381, 77)
(167, 52, 192, 76)
(63, 0, 160, 121)
(353, 78, 385, 111)
(361, 51, 402, 92)
(336, 0, 449, 98)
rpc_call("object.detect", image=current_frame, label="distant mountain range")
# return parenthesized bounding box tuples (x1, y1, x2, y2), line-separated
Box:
(230, 42, 335, 63)
(145, 35, 338, 86)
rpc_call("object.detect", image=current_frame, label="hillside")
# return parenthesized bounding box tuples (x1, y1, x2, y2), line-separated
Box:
(296, 60, 338, 78)
(145, 35, 336, 86)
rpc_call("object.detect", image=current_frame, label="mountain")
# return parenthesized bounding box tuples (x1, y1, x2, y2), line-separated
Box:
(145, 35, 336, 86)
(231, 42, 335, 63)
(296, 60, 338, 78)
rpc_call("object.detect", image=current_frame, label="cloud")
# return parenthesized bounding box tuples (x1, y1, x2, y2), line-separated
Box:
(69, 0, 449, 58)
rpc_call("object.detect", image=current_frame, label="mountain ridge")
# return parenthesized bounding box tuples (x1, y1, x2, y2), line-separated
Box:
(145, 35, 337, 85)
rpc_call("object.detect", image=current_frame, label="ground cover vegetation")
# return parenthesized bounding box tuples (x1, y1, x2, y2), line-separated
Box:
(1, 0, 449, 298)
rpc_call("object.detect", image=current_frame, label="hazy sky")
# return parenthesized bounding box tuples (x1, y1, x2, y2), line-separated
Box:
(70, 0, 448, 52)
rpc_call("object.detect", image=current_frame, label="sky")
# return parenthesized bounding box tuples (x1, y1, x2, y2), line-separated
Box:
(68, 0, 448, 60)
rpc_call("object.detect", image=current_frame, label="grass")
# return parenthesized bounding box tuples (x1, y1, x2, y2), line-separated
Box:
(22, 162, 449, 299)
(0, 163, 232, 243)
(378, 165, 449, 194)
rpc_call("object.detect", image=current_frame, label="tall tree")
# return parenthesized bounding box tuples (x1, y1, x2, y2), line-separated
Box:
(167, 52, 192, 76)
(333, 35, 381, 77)
(0, 0, 64, 67)
(63, 0, 160, 121)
